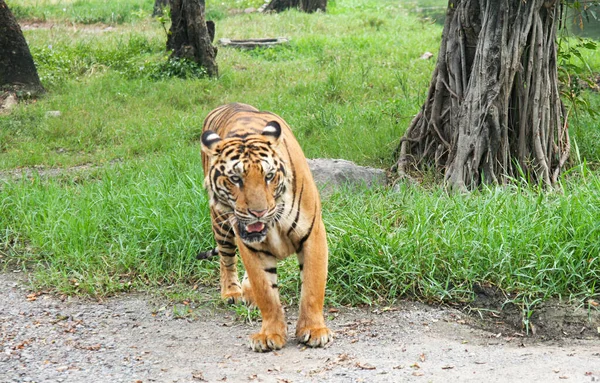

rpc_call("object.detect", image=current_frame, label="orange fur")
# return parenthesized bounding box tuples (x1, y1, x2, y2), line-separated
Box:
(200, 103, 332, 352)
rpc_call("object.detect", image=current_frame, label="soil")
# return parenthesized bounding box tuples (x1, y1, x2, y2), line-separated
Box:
(2, 272, 599, 383)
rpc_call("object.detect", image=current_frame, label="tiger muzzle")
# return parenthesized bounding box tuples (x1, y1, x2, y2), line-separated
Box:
(238, 220, 269, 243)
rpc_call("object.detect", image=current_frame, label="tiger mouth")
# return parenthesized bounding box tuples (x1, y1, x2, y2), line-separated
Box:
(238, 221, 268, 243)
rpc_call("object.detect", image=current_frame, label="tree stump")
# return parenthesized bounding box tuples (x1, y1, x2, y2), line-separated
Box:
(0, 0, 45, 95)
(263, 0, 327, 13)
(167, 0, 218, 77)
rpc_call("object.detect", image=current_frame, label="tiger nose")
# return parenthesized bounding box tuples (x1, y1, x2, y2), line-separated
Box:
(248, 209, 268, 218)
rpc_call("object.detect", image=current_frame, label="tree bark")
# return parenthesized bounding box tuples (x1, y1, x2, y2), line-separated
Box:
(264, 0, 327, 13)
(395, 0, 568, 191)
(0, 0, 44, 95)
(167, 0, 218, 77)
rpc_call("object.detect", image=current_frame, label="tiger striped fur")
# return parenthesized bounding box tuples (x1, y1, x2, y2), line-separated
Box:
(200, 103, 332, 352)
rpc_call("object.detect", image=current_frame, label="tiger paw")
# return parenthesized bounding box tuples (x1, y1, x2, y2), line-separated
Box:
(221, 290, 242, 305)
(296, 326, 333, 348)
(249, 332, 286, 352)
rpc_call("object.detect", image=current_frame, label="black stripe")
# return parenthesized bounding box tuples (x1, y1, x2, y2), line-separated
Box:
(271, 284, 278, 289)
(295, 206, 317, 254)
(222, 261, 236, 267)
(299, 263, 304, 271)
(283, 142, 297, 197)
(217, 239, 236, 248)
(213, 224, 232, 239)
(287, 183, 304, 235)
(245, 245, 276, 258)
(265, 267, 277, 274)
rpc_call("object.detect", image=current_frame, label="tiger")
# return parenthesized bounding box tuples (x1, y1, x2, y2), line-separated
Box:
(198, 103, 332, 352)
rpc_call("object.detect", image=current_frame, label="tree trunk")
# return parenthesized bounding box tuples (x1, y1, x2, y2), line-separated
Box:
(167, 0, 218, 77)
(395, 0, 568, 191)
(0, 0, 44, 95)
(264, 0, 327, 13)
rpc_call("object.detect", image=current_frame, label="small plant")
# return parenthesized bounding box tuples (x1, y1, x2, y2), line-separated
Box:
(231, 302, 261, 324)
(146, 57, 208, 80)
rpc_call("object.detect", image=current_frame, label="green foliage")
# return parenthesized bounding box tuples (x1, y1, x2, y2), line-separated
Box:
(557, 36, 599, 118)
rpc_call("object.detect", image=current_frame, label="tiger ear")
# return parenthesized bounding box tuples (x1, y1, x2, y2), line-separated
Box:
(262, 121, 282, 145)
(201, 130, 222, 155)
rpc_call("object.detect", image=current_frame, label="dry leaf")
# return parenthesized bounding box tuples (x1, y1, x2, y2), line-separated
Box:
(355, 362, 376, 370)
(192, 370, 207, 381)
(420, 52, 434, 60)
(419, 353, 426, 362)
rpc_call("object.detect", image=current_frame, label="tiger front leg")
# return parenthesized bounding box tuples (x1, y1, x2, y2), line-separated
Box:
(211, 213, 242, 304)
(296, 220, 332, 347)
(238, 244, 287, 352)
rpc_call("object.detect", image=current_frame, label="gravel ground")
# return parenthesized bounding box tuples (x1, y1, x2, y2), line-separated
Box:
(1, 272, 599, 383)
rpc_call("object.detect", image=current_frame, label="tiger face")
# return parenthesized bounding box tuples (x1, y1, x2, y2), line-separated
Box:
(201, 121, 288, 244)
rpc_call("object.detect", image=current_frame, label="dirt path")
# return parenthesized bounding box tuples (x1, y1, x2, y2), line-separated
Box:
(1, 273, 599, 383)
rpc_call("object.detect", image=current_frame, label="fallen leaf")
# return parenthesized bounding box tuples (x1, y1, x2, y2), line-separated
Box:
(355, 362, 376, 370)
(192, 370, 207, 381)
(441, 365, 455, 370)
(420, 52, 434, 60)
(328, 308, 339, 313)
(559, 376, 568, 380)
(419, 353, 426, 362)
(588, 299, 599, 307)
(412, 371, 425, 376)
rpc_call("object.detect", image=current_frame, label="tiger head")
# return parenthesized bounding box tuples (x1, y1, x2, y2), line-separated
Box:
(201, 121, 288, 244)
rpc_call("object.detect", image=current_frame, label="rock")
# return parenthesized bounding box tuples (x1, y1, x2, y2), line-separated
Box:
(0, 93, 18, 114)
(307, 158, 387, 193)
(45, 111, 62, 117)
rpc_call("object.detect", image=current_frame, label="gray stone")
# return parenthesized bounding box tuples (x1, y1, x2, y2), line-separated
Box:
(307, 158, 387, 193)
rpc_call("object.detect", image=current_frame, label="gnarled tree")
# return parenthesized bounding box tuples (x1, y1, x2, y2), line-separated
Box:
(167, 0, 218, 77)
(395, 0, 569, 191)
(264, 0, 327, 13)
(0, 0, 44, 95)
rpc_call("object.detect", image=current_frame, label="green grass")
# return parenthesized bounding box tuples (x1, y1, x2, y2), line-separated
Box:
(1, 0, 439, 169)
(2, 150, 599, 307)
(1, 0, 600, 312)
(7, 0, 153, 24)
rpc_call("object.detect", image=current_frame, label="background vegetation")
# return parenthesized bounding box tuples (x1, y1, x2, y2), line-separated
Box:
(1, 0, 599, 318)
